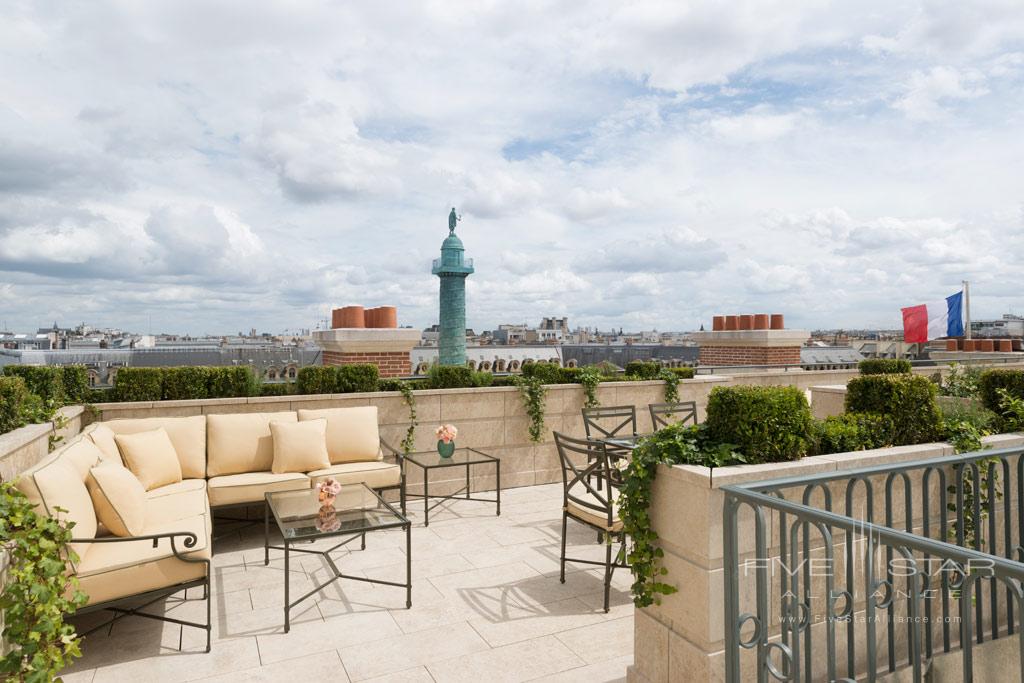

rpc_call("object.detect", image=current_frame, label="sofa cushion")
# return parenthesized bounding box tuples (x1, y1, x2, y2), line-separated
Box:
(308, 461, 401, 490)
(62, 439, 105, 480)
(74, 512, 210, 606)
(101, 416, 206, 479)
(271, 419, 330, 474)
(146, 479, 209, 525)
(86, 464, 147, 537)
(207, 412, 297, 477)
(115, 428, 183, 491)
(297, 407, 381, 464)
(16, 457, 97, 566)
(207, 471, 309, 507)
(84, 424, 123, 465)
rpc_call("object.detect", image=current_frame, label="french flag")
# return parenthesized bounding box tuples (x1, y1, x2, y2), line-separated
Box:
(901, 291, 965, 343)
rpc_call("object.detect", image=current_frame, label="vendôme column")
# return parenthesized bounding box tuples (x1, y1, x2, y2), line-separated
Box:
(432, 208, 475, 366)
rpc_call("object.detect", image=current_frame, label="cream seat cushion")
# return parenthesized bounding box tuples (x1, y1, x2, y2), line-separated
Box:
(86, 464, 147, 537)
(207, 471, 310, 507)
(74, 512, 210, 606)
(84, 424, 123, 465)
(270, 419, 330, 474)
(207, 412, 297, 477)
(115, 428, 183, 491)
(101, 416, 207, 479)
(297, 407, 381, 464)
(566, 490, 622, 532)
(308, 461, 401, 490)
(146, 479, 209, 525)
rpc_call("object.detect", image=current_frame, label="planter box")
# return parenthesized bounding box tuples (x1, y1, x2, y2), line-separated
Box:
(628, 432, 1024, 683)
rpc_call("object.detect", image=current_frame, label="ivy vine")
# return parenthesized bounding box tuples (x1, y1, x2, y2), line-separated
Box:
(1, 482, 88, 682)
(578, 367, 601, 409)
(397, 382, 417, 454)
(619, 424, 744, 607)
(516, 375, 548, 442)
(658, 369, 680, 405)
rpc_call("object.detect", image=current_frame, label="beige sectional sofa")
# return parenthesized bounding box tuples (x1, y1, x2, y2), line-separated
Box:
(14, 405, 403, 651)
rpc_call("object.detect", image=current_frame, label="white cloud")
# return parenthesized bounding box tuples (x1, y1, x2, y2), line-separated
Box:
(0, 1, 1023, 333)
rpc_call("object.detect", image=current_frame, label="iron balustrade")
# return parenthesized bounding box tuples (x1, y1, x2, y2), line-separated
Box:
(722, 445, 1024, 682)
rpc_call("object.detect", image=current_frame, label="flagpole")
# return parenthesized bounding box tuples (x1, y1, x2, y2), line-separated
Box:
(963, 280, 971, 340)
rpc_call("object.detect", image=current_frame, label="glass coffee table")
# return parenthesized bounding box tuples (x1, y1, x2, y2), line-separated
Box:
(263, 483, 411, 632)
(403, 448, 500, 526)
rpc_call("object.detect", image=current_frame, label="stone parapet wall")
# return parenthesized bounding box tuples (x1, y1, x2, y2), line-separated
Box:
(0, 406, 85, 483)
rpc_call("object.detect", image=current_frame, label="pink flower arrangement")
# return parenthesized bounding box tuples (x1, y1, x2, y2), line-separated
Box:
(435, 424, 458, 443)
(316, 477, 342, 503)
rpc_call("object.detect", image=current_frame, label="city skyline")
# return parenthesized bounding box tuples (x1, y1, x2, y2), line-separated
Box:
(2, 3, 1023, 335)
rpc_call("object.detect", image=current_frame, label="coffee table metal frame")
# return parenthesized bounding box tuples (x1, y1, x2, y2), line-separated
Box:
(403, 447, 501, 526)
(263, 483, 411, 632)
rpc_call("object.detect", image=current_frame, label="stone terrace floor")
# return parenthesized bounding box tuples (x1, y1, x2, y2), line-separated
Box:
(62, 483, 634, 682)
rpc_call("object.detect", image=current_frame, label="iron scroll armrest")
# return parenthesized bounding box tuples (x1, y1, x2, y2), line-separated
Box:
(71, 531, 206, 564)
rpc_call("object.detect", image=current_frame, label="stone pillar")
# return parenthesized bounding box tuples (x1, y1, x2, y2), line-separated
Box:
(432, 229, 474, 366)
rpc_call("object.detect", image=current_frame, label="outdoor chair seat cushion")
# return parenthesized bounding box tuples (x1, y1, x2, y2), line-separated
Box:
(297, 407, 381, 464)
(146, 479, 210, 525)
(75, 511, 210, 606)
(99, 416, 207, 479)
(566, 491, 622, 532)
(206, 471, 310, 507)
(307, 461, 401, 489)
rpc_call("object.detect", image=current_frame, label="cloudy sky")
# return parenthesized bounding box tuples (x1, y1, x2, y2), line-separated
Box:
(2, 1, 1023, 336)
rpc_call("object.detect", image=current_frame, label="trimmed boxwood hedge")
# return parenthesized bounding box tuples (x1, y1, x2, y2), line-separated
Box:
(112, 368, 164, 401)
(704, 385, 814, 463)
(295, 364, 380, 395)
(61, 366, 90, 404)
(978, 369, 1024, 414)
(2, 365, 66, 405)
(161, 367, 211, 400)
(624, 360, 661, 380)
(0, 375, 31, 434)
(858, 358, 912, 375)
(845, 373, 942, 446)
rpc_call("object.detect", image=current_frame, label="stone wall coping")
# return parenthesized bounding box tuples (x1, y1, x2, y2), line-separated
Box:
(810, 384, 848, 393)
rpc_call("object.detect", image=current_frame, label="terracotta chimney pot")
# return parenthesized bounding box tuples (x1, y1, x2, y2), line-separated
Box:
(724, 315, 739, 331)
(337, 305, 365, 329)
(999, 339, 1013, 352)
(769, 314, 785, 330)
(738, 314, 753, 331)
(753, 314, 769, 330)
(377, 306, 398, 329)
(712, 315, 725, 332)
(979, 339, 995, 352)
(945, 339, 958, 352)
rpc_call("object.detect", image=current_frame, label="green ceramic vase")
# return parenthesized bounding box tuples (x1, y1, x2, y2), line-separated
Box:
(437, 440, 456, 458)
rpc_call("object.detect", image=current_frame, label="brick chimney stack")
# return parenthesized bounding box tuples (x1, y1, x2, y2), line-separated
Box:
(693, 312, 808, 366)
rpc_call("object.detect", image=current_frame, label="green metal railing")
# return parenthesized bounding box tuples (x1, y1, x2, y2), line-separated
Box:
(723, 446, 1024, 682)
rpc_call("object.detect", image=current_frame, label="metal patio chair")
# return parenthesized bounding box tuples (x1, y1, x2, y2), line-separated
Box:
(648, 401, 698, 430)
(553, 432, 628, 613)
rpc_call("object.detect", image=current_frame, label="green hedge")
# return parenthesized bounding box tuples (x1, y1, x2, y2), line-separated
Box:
(845, 374, 942, 445)
(812, 412, 894, 455)
(0, 375, 31, 434)
(336, 364, 379, 393)
(295, 364, 380, 394)
(161, 367, 211, 400)
(705, 385, 814, 463)
(2, 365, 66, 405)
(113, 366, 261, 402)
(668, 367, 695, 379)
(259, 382, 297, 397)
(858, 358, 912, 375)
(112, 368, 163, 401)
(61, 366, 90, 404)
(427, 365, 474, 389)
(979, 369, 1024, 414)
(624, 360, 661, 380)
(296, 366, 335, 394)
